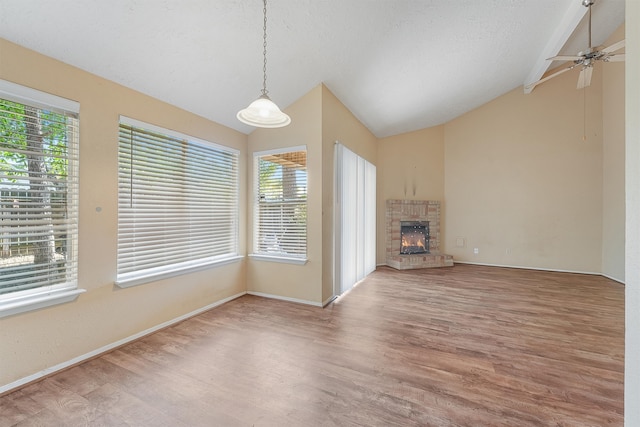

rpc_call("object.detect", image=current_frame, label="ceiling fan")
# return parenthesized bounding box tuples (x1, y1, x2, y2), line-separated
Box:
(526, 0, 625, 91)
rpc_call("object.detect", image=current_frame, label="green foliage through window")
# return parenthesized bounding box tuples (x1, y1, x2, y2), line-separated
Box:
(0, 97, 79, 296)
(254, 150, 307, 258)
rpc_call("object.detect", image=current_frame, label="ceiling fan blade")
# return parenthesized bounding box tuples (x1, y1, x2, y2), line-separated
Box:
(605, 54, 625, 62)
(525, 64, 577, 91)
(577, 66, 593, 89)
(601, 39, 625, 54)
(547, 55, 583, 61)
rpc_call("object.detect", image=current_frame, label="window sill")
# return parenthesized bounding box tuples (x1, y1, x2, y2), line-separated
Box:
(248, 254, 308, 265)
(0, 287, 86, 319)
(115, 255, 244, 289)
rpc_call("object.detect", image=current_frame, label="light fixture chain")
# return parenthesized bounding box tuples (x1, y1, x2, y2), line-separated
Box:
(236, 0, 290, 128)
(262, 0, 268, 96)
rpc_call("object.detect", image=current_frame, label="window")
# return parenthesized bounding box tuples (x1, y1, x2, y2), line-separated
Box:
(117, 117, 240, 287)
(252, 147, 307, 263)
(0, 80, 82, 318)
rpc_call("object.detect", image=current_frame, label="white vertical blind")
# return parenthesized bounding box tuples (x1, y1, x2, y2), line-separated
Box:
(364, 160, 377, 276)
(0, 82, 79, 298)
(337, 145, 358, 293)
(356, 156, 366, 281)
(253, 148, 307, 259)
(116, 117, 239, 287)
(335, 143, 376, 295)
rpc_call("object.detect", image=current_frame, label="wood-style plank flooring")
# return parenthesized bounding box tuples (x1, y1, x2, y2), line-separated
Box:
(1, 264, 625, 426)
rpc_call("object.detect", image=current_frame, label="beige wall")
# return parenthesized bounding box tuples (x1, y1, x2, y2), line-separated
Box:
(443, 65, 604, 272)
(0, 39, 247, 388)
(602, 24, 626, 282)
(376, 127, 445, 264)
(245, 84, 377, 305)
(321, 85, 377, 302)
(374, 27, 625, 277)
(246, 85, 324, 304)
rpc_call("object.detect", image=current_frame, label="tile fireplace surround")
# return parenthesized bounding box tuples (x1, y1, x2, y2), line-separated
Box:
(386, 199, 453, 270)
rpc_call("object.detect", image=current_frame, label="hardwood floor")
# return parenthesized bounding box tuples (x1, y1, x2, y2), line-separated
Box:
(1, 264, 624, 426)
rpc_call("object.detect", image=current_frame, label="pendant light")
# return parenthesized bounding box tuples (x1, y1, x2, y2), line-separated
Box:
(237, 0, 291, 128)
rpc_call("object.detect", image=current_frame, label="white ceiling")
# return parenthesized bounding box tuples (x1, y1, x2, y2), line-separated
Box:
(0, 0, 625, 138)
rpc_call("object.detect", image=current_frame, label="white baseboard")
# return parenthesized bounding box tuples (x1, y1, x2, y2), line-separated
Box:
(601, 272, 626, 285)
(246, 291, 323, 307)
(0, 291, 247, 396)
(453, 260, 601, 276)
(382, 259, 623, 284)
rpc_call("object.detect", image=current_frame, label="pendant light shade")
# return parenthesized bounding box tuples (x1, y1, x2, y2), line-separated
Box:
(237, 94, 291, 128)
(237, 0, 291, 128)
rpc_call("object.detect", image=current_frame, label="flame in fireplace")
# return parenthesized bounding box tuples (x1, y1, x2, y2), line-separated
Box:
(402, 234, 426, 250)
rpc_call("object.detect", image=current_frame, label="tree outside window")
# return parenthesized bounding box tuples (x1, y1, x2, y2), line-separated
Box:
(0, 98, 78, 295)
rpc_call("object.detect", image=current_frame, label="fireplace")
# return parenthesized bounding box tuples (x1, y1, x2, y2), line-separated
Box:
(386, 199, 453, 269)
(400, 221, 429, 254)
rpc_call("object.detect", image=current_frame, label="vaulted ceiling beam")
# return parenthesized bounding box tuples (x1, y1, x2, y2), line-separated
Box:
(523, 1, 588, 94)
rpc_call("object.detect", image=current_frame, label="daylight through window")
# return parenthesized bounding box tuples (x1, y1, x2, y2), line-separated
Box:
(117, 117, 240, 287)
(253, 147, 307, 261)
(0, 83, 79, 303)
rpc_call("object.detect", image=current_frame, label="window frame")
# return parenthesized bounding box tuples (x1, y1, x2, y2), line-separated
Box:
(0, 79, 84, 319)
(116, 116, 242, 288)
(250, 146, 308, 265)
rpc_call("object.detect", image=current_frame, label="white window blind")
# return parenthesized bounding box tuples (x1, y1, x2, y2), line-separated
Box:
(0, 80, 80, 310)
(117, 117, 239, 287)
(253, 147, 307, 260)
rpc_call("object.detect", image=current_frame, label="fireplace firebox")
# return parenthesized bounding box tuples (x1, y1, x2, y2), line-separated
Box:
(400, 221, 429, 254)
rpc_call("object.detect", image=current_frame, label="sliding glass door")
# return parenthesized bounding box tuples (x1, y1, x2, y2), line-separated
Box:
(335, 143, 376, 295)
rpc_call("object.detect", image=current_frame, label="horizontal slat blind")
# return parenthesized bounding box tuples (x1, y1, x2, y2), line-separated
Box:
(0, 96, 79, 297)
(254, 149, 307, 258)
(117, 119, 239, 284)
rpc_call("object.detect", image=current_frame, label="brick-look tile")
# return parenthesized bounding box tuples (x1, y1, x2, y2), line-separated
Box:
(385, 199, 453, 270)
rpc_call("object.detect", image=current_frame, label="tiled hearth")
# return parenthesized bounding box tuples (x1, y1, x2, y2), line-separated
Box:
(386, 199, 453, 270)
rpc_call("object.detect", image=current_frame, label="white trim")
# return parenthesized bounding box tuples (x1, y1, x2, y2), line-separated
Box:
(0, 79, 79, 113)
(453, 260, 601, 276)
(248, 254, 307, 265)
(601, 273, 625, 285)
(0, 288, 86, 319)
(119, 115, 239, 154)
(252, 147, 308, 260)
(115, 255, 244, 288)
(0, 291, 246, 395)
(247, 291, 322, 307)
(253, 145, 307, 157)
(0, 79, 81, 315)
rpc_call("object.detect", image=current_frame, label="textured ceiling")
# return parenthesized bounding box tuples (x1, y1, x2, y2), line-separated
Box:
(0, 0, 625, 138)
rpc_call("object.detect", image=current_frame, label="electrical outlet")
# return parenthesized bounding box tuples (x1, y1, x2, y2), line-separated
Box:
(473, 247, 479, 254)
(456, 237, 465, 248)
